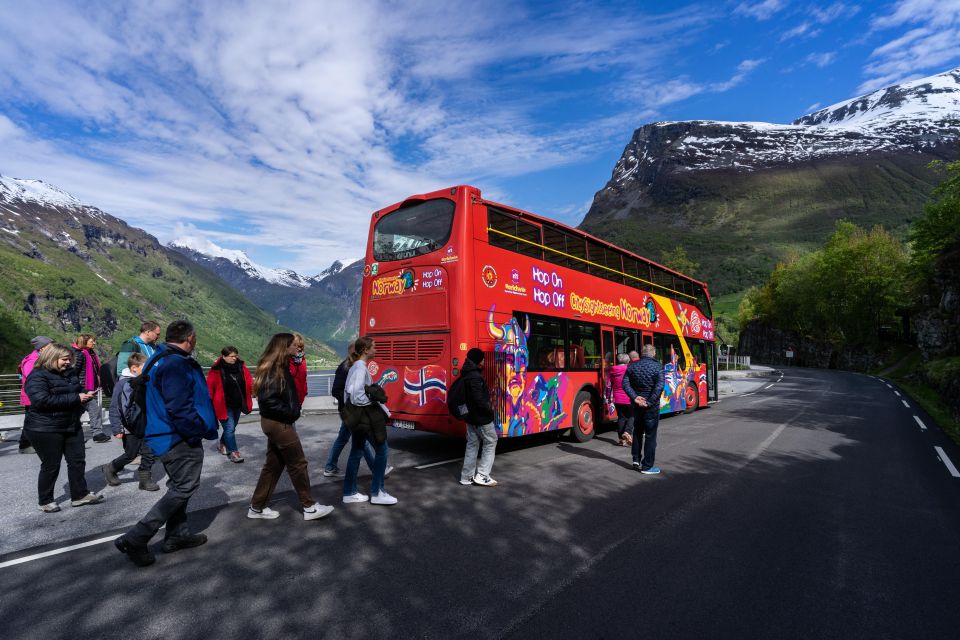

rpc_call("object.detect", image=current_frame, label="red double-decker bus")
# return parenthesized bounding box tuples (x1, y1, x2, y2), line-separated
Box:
(360, 185, 717, 441)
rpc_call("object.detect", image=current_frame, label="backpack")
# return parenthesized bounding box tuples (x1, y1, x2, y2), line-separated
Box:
(446, 375, 469, 420)
(126, 349, 178, 438)
(331, 360, 349, 405)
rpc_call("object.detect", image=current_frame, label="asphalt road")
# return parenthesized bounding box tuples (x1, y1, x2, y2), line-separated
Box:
(2, 368, 959, 640)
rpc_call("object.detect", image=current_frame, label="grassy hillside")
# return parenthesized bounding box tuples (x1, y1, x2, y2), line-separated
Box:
(0, 205, 338, 371)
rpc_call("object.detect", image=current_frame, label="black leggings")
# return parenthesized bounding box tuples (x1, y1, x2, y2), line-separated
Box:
(28, 427, 89, 504)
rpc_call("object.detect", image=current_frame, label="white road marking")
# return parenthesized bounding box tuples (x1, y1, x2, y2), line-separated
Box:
(902, 400, 910, 408)
(885, 383, 892, 389)
(415, 457, 463, 469)
(747, 424, 786, 463)
(934, 447, 960, 478)
(913, 416, 927, 431)
(894, 391, 901, 397)
(0, 534, 121, 570)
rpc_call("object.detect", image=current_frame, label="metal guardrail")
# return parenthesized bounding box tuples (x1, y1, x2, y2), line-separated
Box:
(717, 355, 752, 370)
(0, 371, 335, 426)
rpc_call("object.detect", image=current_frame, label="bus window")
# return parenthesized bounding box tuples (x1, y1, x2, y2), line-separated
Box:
(488, 207, 543, 260)
(568, 321, 601, 369)
(373, 198, 455, 261)
(523, 314, 565, 371)
(655, 334, 686, 370)
(615, 328, 636, 357)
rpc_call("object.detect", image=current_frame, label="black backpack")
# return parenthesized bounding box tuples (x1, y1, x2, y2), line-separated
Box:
(447, 375, 469, 420)
(331, 360, 349, 405)
(126, 350, 178, 438)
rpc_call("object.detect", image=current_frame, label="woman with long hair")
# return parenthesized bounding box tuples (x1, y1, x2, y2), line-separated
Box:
(24, 344, 104, 512)
(71, 333, 108, 443)
(247, 333, 333, 522)
(342, 336, 396, 505)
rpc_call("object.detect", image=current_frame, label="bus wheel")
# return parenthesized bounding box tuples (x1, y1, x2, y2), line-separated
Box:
(572, 391, 595, 442)
(684, 383, 699, 414)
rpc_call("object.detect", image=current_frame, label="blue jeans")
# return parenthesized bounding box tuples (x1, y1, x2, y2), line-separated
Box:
(343, 431, 388, 496)
(632, 405, 660, 469)
(325, 421, 374, 472)
(219, 407, 241, 453)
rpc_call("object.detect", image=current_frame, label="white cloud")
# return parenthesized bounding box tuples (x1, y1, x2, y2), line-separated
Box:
(811, 3, 861, 23)
(858, 0, 960, 93)
(734, 0, 788, 21)
(623, 59, 766, 111)
(805, 52, 838, 68)
(0, 0, 719, 272)
(804, 102, 822, 112)
(780, 22, 819, 41)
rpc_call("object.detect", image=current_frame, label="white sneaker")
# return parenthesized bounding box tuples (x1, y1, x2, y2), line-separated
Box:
(303, 504, 334, 521)
(472, 474, 498, 487)
(342, 492, 369, 504)
(322, 468, 340, 477)
(371, 491, 398, 505)
(459, 478, 473, 485)
(384, 465, 394, 477)
(247, 506, 280, 519)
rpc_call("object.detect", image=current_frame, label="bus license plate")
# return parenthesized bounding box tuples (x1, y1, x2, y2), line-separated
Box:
(392, 420, 415, 430)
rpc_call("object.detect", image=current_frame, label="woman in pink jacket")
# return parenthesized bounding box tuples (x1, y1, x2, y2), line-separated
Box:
(18, 336, 54, 454)
(608, 353, 634, 447)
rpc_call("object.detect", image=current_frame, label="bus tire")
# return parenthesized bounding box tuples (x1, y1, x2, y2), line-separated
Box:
(684, 383, 699, 414)
(571, 391, 596, 442)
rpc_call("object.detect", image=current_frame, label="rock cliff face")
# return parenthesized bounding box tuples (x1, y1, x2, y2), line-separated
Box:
(581, 67, 960, 295)
(914, 242, 960, 359)
(736, 321, 891, 372)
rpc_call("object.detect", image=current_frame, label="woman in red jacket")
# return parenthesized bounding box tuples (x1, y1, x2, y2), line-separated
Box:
(206, 346, 253, 463)
(288, 332, 308, 407)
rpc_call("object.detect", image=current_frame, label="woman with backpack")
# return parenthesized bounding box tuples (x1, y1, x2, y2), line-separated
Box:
(247, 333, 333, 522)
(207, 346, 254, 463)
(341, 336, 395, 505)
(24, 343, 104, 512)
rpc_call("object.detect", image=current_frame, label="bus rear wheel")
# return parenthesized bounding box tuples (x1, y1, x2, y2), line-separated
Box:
(684, 383, 699, 414)
(571, 391, 595, 442)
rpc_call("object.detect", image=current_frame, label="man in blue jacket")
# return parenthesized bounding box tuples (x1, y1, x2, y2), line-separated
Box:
(115, 320, 218, 567)
(622, 344, 665, 475)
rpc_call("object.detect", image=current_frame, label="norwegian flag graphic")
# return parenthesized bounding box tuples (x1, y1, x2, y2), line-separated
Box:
(403, 365, 447, 406)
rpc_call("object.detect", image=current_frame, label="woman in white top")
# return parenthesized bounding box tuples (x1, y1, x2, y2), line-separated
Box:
(342, 337, 396, 505)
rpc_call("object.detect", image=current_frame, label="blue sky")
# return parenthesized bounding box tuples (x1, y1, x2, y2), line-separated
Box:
(1, 0, 959, 273)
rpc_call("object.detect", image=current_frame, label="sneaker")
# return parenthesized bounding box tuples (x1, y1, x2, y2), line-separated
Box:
(459, 478, 473, 485)
(632, 462, 641, 472)
(38, 502, 61, 513)
(640, 466, 661, 475)
(322, 467, 340, 477)
(218, 443, 227, 455)
(472, 474, 498, 487)
(370, 491, 398, 505)
(92, 433, 111, 443)
(247, 506, 280, 519)
(115, 537, 155, 567)
(70, 493, 105, 507)
(384, 465, 394, 477)
(303, 504, 335, 521)
(19, 446, 36, 455)
(342, 492, 369, 504)
(229, 451, 244, 463)
(102, 463, 121, 486)
(162, 533, 207, 553)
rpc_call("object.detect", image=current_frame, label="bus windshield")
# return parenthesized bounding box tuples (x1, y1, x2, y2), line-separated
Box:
(373, 198, 455, 261)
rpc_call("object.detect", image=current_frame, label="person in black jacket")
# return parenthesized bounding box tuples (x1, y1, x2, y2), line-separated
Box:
(247, 333, 334, 522)
(24, 343, 104, 512)
(458, 348, 499, 487)
(621, 343, 665, 475)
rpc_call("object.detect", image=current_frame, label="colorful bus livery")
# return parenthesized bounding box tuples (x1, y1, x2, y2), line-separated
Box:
(361, 185, 717, 441)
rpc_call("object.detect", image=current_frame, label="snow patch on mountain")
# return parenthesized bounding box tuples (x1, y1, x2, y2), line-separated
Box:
(0, 174, 82, 208)
(170, 236, 316, 288)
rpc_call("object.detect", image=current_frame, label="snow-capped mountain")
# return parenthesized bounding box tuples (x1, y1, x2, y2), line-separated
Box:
(169, 236, 322, 288)
(602, 67, 960, 189)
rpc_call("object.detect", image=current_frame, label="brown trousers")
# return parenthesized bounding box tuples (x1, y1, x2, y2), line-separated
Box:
(250, 418, 315, 510)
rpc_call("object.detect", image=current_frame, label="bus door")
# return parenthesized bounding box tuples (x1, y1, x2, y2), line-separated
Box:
(600, 327, 616, 422)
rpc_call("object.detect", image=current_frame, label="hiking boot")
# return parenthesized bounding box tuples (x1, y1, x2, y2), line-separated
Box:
(247, 506, 280, 519)
(115, 537, 155, 567)
(303, 504, 335, 521)
(472, 474, 498, 487)
(38, 502, 61, 513)
(229, 451, 244, 463)
(370, 491, 398, 505)
(92, 433, 111, 444)
(102, 463, 121, 486)
(138, 471, 160, 491)
(162, 533, 207, 553)
(71, 493, 105, 507)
